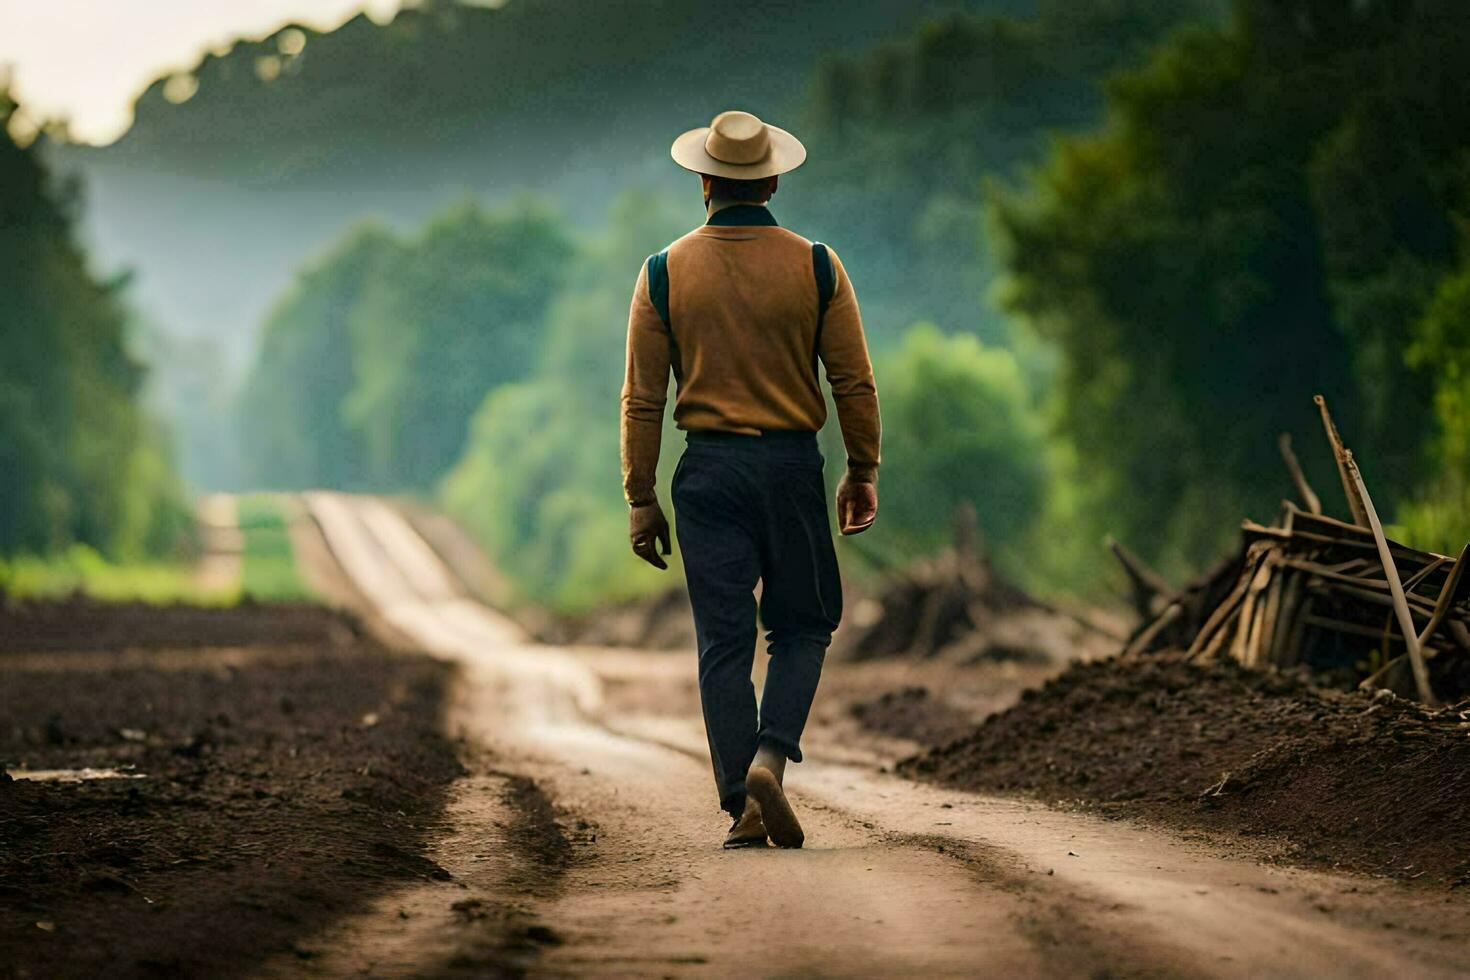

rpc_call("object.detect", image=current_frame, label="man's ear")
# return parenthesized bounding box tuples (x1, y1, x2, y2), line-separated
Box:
(766, 175, 779, 200)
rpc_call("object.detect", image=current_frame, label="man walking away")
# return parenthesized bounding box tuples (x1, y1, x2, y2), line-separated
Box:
(620, 110, 880, 849)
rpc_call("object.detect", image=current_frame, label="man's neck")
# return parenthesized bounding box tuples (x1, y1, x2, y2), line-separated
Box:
(707, 198, 769, 218)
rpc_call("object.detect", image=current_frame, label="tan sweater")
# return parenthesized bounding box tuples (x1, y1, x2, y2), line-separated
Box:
(620, 205, 880, 506)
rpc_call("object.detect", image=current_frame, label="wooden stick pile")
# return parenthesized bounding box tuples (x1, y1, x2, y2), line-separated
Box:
(1120, 397, 1470, 705)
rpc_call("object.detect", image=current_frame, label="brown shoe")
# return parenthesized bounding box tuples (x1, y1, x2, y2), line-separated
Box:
(723, 798, 768, 849)
(745, 766, 803, 848)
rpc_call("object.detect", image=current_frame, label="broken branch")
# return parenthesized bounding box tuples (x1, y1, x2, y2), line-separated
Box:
(1344, 451, 1436, 705)
(1315, 395, 1369, 527)
(1278, 432, 1322, 515)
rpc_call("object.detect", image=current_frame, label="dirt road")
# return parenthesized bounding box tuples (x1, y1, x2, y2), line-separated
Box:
(295, 492, 1470, 978)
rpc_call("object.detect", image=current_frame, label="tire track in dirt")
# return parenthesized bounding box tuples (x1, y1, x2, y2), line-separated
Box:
(252, 769, 570, 978)
(905, 833, 1199, 978)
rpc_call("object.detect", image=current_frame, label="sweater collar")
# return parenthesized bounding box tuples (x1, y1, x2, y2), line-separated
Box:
(705, 203, 779, 227)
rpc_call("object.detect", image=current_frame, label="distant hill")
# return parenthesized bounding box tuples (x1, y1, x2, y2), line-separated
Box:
(48, 0, 1027, 364)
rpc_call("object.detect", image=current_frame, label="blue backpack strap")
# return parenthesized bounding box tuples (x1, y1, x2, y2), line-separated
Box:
(646, 249, 682, 385)
(812, 242, 835, 376)
(813, 242, 836, 319)
(646, 250, 671, 330)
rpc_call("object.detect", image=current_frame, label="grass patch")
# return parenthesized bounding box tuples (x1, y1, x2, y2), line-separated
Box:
(0, 545, 236, 606)
(1, 494, 316, 606)
(237, 494, 313, 602)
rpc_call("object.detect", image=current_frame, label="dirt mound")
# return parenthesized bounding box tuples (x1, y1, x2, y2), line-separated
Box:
(895, 654, 1470, 886)
(848, 686, 981, 748)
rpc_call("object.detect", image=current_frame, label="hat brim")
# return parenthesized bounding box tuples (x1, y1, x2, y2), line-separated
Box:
(670, 124, 807, 179)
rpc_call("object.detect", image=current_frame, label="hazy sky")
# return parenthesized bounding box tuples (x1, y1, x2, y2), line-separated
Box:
(0, 0, 406, 143)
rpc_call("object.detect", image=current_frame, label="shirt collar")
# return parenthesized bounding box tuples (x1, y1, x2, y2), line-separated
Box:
(705, 204, 779, 227)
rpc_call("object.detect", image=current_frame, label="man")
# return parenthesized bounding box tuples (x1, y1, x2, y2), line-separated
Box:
(620, 110, 880, 850)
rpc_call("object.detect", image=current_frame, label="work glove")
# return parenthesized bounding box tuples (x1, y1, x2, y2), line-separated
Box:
(836, 471, 878, 536)
(629, 500, 672, 570)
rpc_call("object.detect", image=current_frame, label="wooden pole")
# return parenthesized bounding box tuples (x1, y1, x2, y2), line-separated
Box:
(1315, 395, 1369, 527)
(1278, 432, 1322, 515)
(1107, 537, 1176, 618)
(1122, 602, 1181, 658)
(1344, 451, 1436, 704)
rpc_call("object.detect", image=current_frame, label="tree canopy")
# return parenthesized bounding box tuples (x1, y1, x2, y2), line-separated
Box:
(0, 91, 187, 560)
(238, 199, 573, 490)
(995, 0, 1470, 568)
(441, 191, 691, 611)
(790, 0, 1226, 345)
(873, 325, 1047, 556)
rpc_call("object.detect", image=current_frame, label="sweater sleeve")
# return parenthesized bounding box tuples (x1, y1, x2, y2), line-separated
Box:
(620, 259, 671, 506)
(818, 247, 881, 483)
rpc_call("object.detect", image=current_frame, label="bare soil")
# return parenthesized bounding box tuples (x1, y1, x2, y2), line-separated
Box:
(882, 653, 1470, 888)
(0, 601, 463, 979)
(0, 597, 360, 653)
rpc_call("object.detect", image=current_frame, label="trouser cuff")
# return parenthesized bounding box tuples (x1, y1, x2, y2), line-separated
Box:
(756, 731, 803, 764)
(720, 785, 747, 818)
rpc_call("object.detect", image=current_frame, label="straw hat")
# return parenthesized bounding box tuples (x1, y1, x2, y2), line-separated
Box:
(670, 110, 807, 180)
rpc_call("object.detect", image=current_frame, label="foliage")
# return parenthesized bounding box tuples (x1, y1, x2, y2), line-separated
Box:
(0, 89, 189, 562)
(441, 190, 692, 611)
(89, 0, 1031, 181)
(237, 227, 396, 490)
(1397, 258, 1470, 552)
(792, 0, 1225, 345)
(0, 545, 232, 605)
(239, 199, 573, 491)
(348, 200, 573, 485)
(431, 2, 1229, 610)
(995, 0, 1470, 573)
(0, 495, 311, 606)
(874, 325, 1047, 557)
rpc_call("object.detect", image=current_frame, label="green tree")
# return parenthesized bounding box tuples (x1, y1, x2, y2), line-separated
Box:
(793, 0, 1225, 345)
(1305, 0, 1470, 484)
(1400, 258, 1470, 551)
(874, 325, 1047, 557)
(0, 90, 187, 559)
(238, 224, 397, 489)
(239, 199, 573, 492)
(345, 200, 573, 487)
(442, 190, 693, 610)
(995, 0, 1470, 571)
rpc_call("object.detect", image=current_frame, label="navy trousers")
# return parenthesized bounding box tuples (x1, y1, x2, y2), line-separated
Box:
(671, 430, 843, 817)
